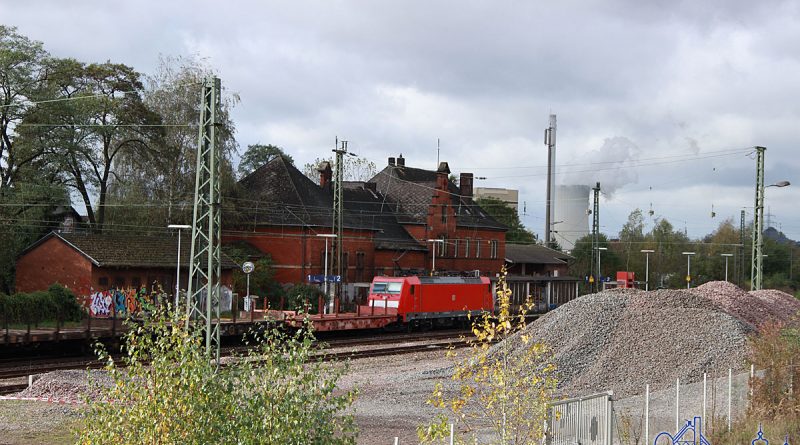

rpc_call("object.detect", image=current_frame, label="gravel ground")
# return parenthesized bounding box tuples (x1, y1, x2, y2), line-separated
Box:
(0, 350, 454, 445)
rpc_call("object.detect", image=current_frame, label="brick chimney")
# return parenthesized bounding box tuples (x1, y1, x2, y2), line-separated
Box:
(460, 173, 473, 198)
(396, 154, 405, 167)
(318, 161, 332, 188)
(436, 162, 450, 190)
(388, 157, 396, 166)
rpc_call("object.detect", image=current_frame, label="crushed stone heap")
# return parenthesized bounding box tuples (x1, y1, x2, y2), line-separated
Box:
(513, 282, 800, 399)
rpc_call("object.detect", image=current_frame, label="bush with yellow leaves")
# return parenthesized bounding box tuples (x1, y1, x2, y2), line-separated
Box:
(418, 268, 557, 444)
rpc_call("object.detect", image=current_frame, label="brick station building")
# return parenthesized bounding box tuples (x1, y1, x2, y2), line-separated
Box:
(225, 154, 508, 291)
(15, 231, 237, 304)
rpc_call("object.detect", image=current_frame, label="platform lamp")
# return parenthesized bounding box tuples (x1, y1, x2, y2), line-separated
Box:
(167, 224, 191, 309)
(596, 247, 608, 288)
(682, 252, 696, 289)
(427, 239, 444, 275)
(720, 253, 733, 282)
(640, 249, 654, 291)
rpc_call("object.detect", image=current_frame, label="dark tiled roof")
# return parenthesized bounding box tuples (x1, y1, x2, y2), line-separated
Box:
(368, 166, 507, 230)
(504, 244, 573, 265)
(232, 157, 425, 251)
(30, 232, 239, 269)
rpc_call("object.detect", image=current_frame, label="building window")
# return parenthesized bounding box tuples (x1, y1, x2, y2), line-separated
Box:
(356, 251, 365, 282)
(114, 276, 125, 288)
(490, 240, 498, 259)
(464, 238, 470, 258)
(476, 238, 482, 258)
(441, 205, 447, 224)
(98, 277, 109, 287)
(131, 277, 141, 288)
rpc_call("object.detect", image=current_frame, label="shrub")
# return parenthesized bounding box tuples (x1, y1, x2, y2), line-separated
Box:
(77, 307, 357, 444)
(285, 283, 324, 313)
(418, 267, 557, 444)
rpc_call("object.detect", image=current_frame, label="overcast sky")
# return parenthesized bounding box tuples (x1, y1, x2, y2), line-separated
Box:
(5, 0, 800, 243)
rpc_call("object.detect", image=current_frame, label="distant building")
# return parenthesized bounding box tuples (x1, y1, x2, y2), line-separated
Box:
(474, 187, 519, 208)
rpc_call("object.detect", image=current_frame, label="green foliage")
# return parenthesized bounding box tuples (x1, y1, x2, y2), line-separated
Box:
(0, 285, 82, 325)
(225, 252, 285, 307)
(77, 308, 357, 444)
(419, 268, 556, 444)
(476, 197, 536, 244)
(285, 283, 324, 313)
(238, 143, 293, 178)
(710, 324, 800, 444)
(100, 54, 240, 233)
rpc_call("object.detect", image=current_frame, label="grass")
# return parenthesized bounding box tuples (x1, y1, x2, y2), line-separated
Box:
(711, 417, 800, 445)
(0, 400, 82, 445)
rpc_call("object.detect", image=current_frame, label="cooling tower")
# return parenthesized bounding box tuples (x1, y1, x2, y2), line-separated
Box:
(554, 184, 590, 251)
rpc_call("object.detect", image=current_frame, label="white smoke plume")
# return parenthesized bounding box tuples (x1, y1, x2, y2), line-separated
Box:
(558, 136, 640, 198)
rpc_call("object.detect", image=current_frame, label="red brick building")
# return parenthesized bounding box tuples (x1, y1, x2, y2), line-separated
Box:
(225, 155, 508, 288)
(15, 232, 236, 305)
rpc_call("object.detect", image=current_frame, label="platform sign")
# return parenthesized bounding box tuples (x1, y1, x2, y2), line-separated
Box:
(307, 274, 342, 283)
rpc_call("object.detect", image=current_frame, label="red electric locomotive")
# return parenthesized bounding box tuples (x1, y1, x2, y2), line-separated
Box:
(367, 275, 493, 328)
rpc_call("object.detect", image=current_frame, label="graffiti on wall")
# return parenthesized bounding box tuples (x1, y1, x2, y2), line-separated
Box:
(88, 287, 155, 318)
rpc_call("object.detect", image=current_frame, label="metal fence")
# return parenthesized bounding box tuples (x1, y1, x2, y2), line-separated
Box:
(548, 391, 614, 445)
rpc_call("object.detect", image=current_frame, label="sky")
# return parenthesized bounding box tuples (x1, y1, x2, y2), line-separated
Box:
(4, 0, 800, 243)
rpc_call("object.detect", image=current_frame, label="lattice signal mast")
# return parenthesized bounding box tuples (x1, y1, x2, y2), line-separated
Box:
(186, 77, 222, 361)
(591, 182, 601, 292)
(331, 139, 350, 303)
(751, 146, 766, 290)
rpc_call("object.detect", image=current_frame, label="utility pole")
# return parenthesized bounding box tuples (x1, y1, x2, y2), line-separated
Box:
(186, 77, 222, 362)
(544, 114, 557, 248)
(331, 139, 348, 305)
(739, 209, 745, 287)
(591, 182, 600, 292)
(751, 146, 766, 290)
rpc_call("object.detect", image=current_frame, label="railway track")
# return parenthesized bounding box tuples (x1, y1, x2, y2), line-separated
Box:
(0, 330, 472, 395)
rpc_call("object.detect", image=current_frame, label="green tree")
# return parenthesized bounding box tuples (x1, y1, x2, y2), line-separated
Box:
(646, 218, 691, 288)
(19, 59, 162, 232)
(618, 209, 645, 272)
(0, 25, 50, 194)
(238, 143, 292, 178)
(476, 196, 536, 243)
(78, 307, 358, 444)
(569, 233, 621, 293)
(104, 55, 240, 232)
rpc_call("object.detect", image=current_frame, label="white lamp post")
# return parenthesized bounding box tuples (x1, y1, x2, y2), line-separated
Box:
(316, 234, 337, 299)
(641, 249, 654, 291)
(242, 261, 255, 311)
(427, 239, 444, 275)
(682, 252, 696, 288)
(167, 224, 191, 309)
(720, 253, 733, 282)
(597, 247, 608, 288)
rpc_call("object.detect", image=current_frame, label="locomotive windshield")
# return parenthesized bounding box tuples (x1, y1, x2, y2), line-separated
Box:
(371, 281, 402, 294)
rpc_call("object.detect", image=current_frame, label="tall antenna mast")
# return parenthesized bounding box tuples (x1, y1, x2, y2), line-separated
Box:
(186, 76, 222, 362)
(544, 114, 557, 248)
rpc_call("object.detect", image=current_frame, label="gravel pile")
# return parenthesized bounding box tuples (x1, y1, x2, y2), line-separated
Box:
(15, 370, 113, 401)
(689, 281, 768, 329)
(749, 289, 800, 325)
(514, 287, 753, 399)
